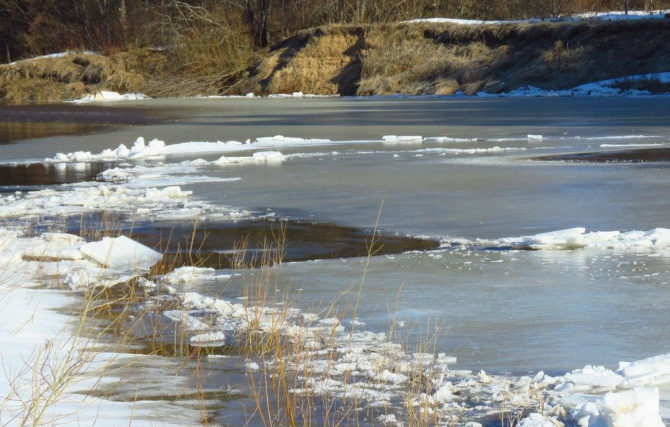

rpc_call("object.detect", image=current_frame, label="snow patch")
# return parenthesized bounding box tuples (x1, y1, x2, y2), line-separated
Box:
(405, 10, 670, 25)
(67, 91, 148, 103)
(481, 72, 670, 97)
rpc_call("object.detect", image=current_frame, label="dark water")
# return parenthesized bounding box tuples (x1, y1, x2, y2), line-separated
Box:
(0, 104, 164, 144)
(0, 162, 115, 190)
(47, 213, 439, 267)
(535, 146, 670, 162)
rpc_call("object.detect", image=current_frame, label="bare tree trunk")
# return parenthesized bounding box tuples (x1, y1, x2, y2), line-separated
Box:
(624, 0, 629, 14)
(246, 0, 271, 47)
(119, 0, 128, 45)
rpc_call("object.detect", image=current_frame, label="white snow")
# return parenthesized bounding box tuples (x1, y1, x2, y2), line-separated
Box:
(67, 90, 148, 103)
(405, 10, 670, 25)
(518, 413, 561, 427)
(481, 72, 670, 98)
(7, 50, 98, 65)
(0, 230, 206, 425)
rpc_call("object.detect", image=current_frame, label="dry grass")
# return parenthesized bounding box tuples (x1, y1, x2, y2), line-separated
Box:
(0, 51, 154, 104)
(0, 5, 255, 104)
(4, 17, 669, 102)
(245, 18, 670, 96)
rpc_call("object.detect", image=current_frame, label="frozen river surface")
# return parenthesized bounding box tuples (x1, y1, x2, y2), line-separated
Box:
(2, 96, 670, 424)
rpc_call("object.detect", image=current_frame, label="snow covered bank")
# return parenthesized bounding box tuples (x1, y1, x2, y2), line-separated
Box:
(405, 10, 670, 25)
(0, 228, 207, 425)
(479, 72, 670, 97)
(7, 50, 99, 66)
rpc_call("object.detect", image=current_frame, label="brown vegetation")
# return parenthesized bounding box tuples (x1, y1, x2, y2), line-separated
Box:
(1, 1, 670, 102)
(243, 18, 670, 96)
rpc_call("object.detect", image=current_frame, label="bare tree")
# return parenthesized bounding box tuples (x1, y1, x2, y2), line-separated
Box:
(246, 0, 271, 47)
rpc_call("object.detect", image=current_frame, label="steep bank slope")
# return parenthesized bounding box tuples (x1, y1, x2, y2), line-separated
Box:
(241, 18, 670, 96)
(2, 17, 670, 103)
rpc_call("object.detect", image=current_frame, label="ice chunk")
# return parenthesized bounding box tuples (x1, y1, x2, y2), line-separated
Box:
(252, 151, 285, 163)
(190, 332, 226, 346)
(144, 186, 192, 200)
(163, 310, 210, 332)
(382, 135, 423, 144)
(377, 414, 399, 425)
(68, 91, 148, 103)
(23, 244, 83, 261)
(162, 266, 216, 285)
(518, 413, 560, 427)
(601, 387, 664, 427)
(617, 353, 670, 387)
(432, 382, 455, 402)
(80, 235, 162, 270)
(562, 365, 624, 392)
(523, 227, 587, 250)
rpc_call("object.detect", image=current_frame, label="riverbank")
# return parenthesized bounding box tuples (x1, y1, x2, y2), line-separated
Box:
(2, 14, 670, 104)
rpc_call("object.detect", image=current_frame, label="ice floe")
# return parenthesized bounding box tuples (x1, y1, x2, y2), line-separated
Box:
(443, 227, 670, 254)
(67, 90, 148, 103)
(46, 136, 333, 163)
(382, 135, 423, 144)
(80, 235, 162, 270)
(0, 180, 248, 222)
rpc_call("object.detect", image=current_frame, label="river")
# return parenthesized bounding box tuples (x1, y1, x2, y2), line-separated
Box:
(1, 96, 669, 425)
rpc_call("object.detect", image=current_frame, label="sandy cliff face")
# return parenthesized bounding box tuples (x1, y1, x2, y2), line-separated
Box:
(242, 18, 670, 96)
(243, 27, 365, 96)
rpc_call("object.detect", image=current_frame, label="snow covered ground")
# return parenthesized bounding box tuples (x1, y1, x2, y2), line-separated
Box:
(477, 72, 670, 98)
(7, 50, 99, 66)
(405, 10, 670, 25)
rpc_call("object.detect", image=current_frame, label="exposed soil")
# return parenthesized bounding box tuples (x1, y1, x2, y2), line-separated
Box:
(2, 18, 670, 102)
(241, 18, 670, 96)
